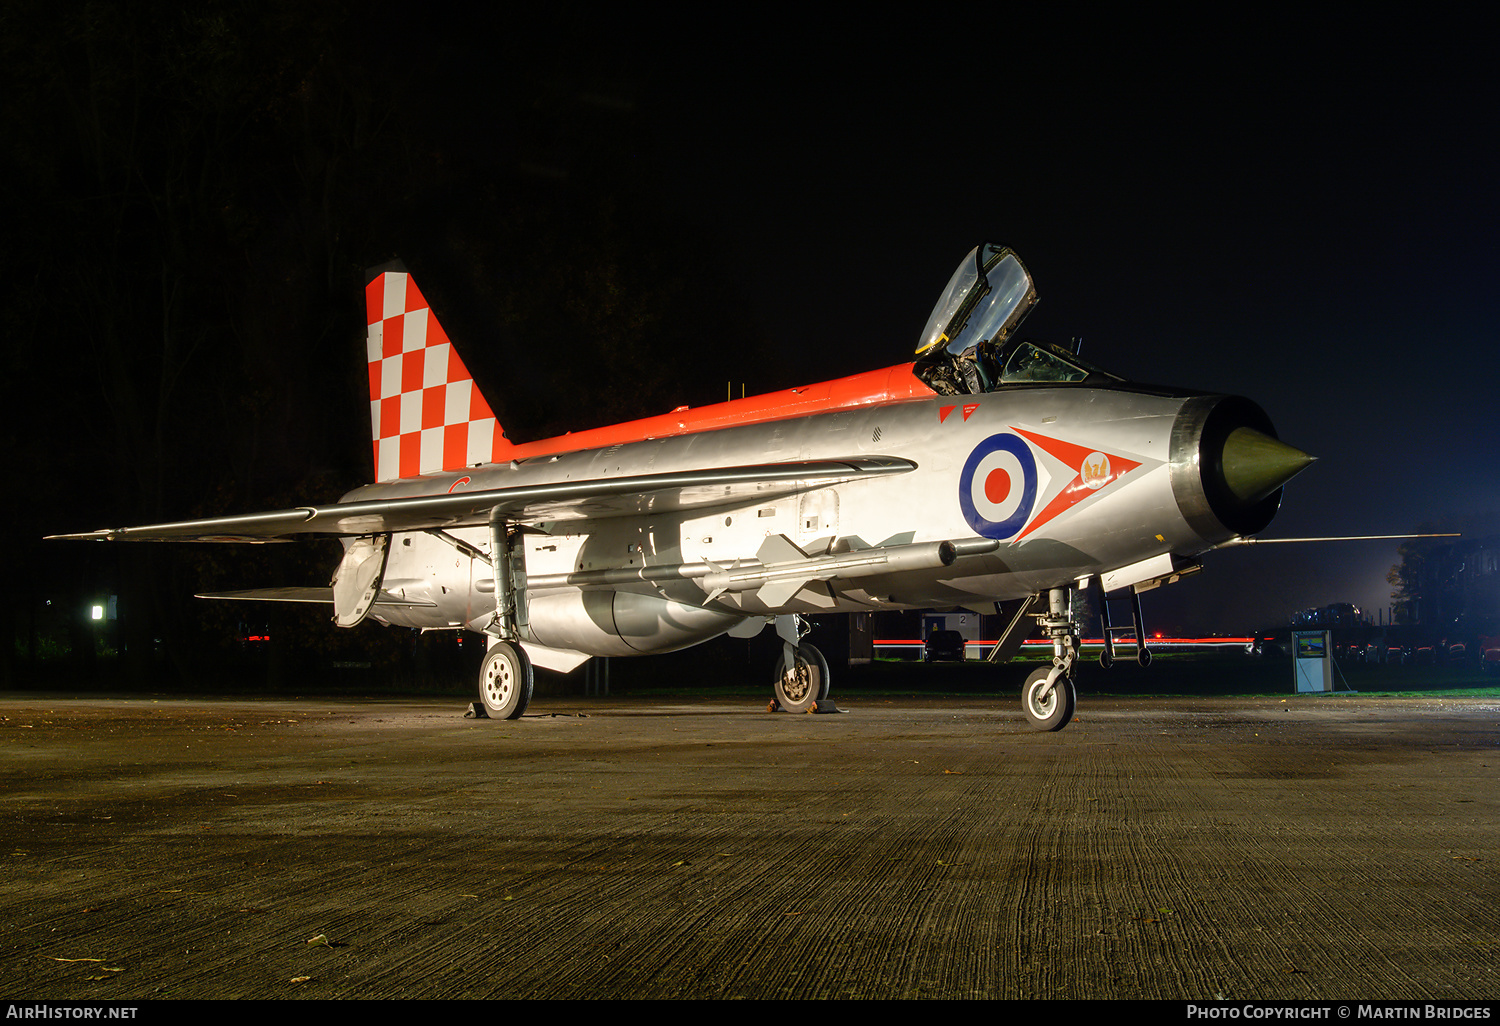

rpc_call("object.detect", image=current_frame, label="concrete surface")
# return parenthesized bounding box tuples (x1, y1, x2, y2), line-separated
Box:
(1, 691, 1496, 999)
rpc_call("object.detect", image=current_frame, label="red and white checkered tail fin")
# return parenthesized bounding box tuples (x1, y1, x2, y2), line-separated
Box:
(363, 262, 517, 483)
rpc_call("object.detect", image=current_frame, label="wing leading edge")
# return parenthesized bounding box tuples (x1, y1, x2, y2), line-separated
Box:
(48, 457, 917, 543)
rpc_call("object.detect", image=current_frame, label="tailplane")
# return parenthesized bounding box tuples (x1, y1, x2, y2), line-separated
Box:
(364, 262, 516, 482)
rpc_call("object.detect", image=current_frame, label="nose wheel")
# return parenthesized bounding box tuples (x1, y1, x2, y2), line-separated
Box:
(1023, 666, 1076, 731)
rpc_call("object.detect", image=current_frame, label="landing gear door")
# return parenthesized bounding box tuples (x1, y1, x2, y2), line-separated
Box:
(331, 534, 390, 628)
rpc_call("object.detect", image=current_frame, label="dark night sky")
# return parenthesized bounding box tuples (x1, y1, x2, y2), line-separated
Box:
(18, 8, 1499, 639)
(414, 12, 1496, 633)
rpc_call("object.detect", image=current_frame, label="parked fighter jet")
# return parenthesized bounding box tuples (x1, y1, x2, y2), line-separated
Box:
(51, 244, 1315, 730)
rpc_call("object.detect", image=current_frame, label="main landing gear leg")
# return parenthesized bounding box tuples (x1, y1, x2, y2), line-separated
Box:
(768, 614, 831, 714)
(477, 509, 532, 720)
(1023, 585, 1079, 732)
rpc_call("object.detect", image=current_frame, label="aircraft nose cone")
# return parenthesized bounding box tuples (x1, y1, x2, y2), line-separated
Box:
(1170, 395, 1312, 542)
(1219, 427, 1316, 505)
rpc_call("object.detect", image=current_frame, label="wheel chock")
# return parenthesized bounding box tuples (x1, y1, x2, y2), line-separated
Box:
(808, 699, 841, 713)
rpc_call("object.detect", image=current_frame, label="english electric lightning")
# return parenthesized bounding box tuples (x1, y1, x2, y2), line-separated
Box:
(52, 244, 1315, 730)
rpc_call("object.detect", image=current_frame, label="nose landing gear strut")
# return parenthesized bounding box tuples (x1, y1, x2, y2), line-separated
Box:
(1022, 586, 1079, 732)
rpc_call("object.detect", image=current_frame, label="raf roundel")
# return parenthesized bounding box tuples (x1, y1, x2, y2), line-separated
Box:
(959, 434, 1038, 540)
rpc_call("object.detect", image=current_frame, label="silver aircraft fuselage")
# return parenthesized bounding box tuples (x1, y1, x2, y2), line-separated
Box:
(343, 382, 1284, 661)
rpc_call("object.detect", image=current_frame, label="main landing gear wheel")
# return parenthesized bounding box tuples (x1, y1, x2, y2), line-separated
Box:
(772, 642, 830, 714)
(1022, 666, 1076, 732)
(479, 641, 533, 720)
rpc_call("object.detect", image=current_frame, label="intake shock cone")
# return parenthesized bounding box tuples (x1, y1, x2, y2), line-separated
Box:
(1171, 396, 1315, 543)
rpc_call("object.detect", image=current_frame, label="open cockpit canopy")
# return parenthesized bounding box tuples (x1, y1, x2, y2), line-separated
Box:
(913, 243, 1122, 396)
(915, 243, 1036, 359)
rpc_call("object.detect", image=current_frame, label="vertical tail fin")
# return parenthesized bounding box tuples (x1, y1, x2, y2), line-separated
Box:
(364, 262, 515, 482)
